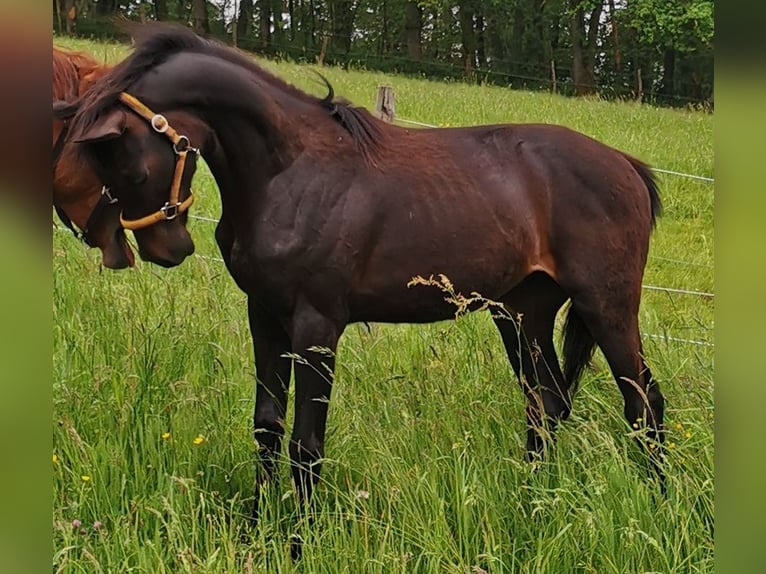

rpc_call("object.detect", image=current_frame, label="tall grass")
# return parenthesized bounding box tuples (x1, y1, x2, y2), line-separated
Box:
(53, 36, 713, 573)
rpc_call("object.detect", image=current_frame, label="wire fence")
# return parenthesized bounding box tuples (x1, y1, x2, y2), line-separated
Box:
(642, 285, 714, 299)
(53, 224, 713, 348)
(644, 333, 714, 348)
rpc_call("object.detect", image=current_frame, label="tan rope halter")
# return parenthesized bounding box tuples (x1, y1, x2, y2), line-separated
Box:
(117, 92, 198, 230)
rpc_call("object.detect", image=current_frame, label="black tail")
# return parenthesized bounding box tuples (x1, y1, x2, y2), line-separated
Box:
(624, 153, 663, 230)
(562, 304, 597, 395)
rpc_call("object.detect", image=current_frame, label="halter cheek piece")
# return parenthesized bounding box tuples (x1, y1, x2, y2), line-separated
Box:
(116, 92, 199, 231)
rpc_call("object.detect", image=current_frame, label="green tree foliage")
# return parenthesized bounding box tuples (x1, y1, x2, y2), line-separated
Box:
(624, 0, 713, 51)
(53, 0, 714, 107)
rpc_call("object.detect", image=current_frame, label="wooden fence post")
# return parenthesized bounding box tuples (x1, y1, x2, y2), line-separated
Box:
(374, 86, 395, 123)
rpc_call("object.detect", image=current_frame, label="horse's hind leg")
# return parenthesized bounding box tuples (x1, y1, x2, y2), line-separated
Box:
(567, 286, 665, 476)
(494, 272, 569, 459)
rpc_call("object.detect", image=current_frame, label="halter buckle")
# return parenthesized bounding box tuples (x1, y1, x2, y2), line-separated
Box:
(161, 201, 182, 220)
(151, 113, 169, 133)
(173, 135, 190, 154)
(101, 185, 118, 205)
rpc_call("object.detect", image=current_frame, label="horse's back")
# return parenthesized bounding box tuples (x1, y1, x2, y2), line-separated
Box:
(340, 123, 658, 320)
(451, 122, 658, 250)
(53, 46, 105, 101)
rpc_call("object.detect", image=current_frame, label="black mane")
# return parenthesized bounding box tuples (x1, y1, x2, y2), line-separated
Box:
(72, 23, 384, 161)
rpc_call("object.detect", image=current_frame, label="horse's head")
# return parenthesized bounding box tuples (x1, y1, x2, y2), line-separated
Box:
(54, 100, 135, 269)
(55, 187, 136, 270)
(71, 95, 203, 268)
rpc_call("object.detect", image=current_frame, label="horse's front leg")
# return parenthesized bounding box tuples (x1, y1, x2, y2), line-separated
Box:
(287, 299, 344, 557)
(248, 298, 292, 520)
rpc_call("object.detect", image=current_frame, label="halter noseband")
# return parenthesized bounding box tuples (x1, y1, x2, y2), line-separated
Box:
(116, 92, 198, 231)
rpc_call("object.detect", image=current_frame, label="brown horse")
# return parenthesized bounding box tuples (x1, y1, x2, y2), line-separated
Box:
(53, 46, 135, 268)
(67, 26, 665, 552)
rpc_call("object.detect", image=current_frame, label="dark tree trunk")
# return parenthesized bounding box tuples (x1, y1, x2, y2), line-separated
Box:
(309, 0, 317, 49)
(154, 0, 168, 21)
(486, 6, 506, 70)
(476, 11, 486, 68)
(257, 0, 271, 48)
(191, 0, 209, 34)
(404, 1, 422, 60)
(661, 48, 676, 97)
(176, 0, 187, 22)
(288, 0, 295, 41)
(329, 0, 355, 55)
(95, 0, 118, 16)
(509, 2, 524, 74)
(459, 1, 477, 79)
(64, 0, 76, 34)
(570, 0, 604, 95)
(54, 0, 63, 33)
(608, 0, 621, 68)
(430, 6, 439, 60)
(237, 0, 254, 39)
(571, 6, 587, 93)
(381, 0, 389, 55)
(532, 0, 546, 72)
(272, 0, 284, 45)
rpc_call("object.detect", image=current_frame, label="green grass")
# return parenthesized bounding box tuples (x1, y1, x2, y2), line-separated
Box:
(53, 36, 713, 573)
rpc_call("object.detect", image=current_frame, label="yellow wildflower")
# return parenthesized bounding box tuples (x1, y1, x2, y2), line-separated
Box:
(685, 431, 691, 439)
(675, 423, 683, 430)
(53, 454, 58, 464)
(162, 432, 171, 440)
(193, 435, 205, 446)
(81, 475, 91, 482)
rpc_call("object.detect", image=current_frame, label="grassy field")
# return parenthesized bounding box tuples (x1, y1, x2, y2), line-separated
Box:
(53, 36, 713, 573)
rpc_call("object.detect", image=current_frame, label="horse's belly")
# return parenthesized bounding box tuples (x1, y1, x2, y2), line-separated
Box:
(349, 291, 463, 324)
(348, 260, 526, 324)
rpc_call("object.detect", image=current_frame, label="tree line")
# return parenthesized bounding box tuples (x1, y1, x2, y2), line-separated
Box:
(53, 0, 714, 108)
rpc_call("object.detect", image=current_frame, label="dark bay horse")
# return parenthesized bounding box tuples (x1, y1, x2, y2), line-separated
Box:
(67, 25, 665, 540)
(53, 46, 197, 268)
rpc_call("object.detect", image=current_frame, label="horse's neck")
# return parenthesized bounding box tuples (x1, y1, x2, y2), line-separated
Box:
(146, 53, 312, 221)
(202, 126, 279, 220)
(192, 86, 306, 215)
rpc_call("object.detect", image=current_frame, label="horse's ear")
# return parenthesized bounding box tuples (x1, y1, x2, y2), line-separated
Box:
(73, 108, 127, 143)
(79, 70, 100, 94)
(53, 100, 78, 120)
